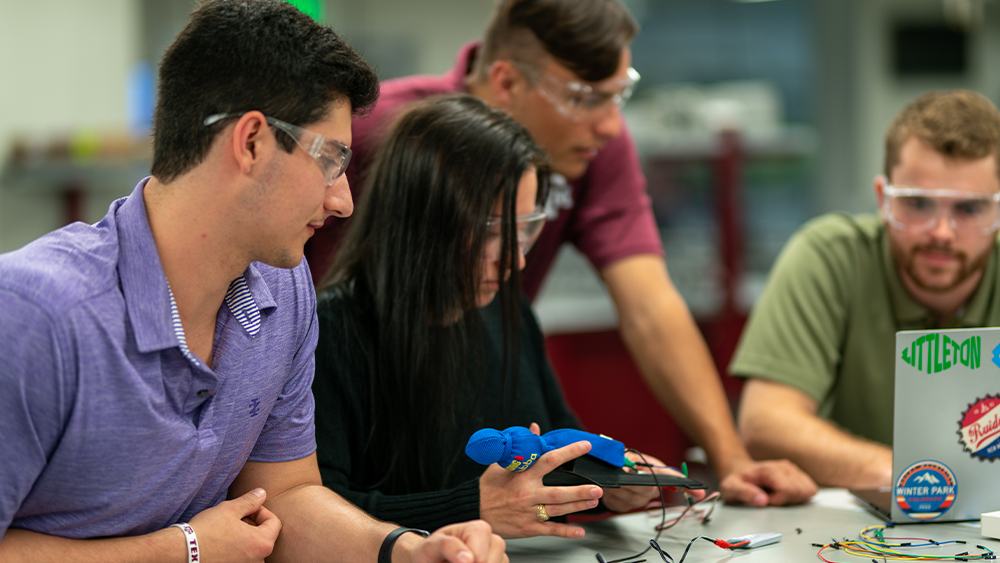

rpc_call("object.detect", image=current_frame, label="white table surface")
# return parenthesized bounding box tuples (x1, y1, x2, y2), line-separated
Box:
(505, 489, 1000, 562)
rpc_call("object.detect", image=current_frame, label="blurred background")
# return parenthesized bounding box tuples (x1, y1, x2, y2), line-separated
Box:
(2, 0, 999, 464)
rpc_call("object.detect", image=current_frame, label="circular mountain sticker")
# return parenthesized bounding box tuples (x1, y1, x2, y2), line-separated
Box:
(958, 395, 1000, 460)
(894, 460, 957, 520)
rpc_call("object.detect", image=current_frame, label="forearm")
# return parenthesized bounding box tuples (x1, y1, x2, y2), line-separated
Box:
(0, 527, 183, 563)
(265, 484, 399, 563)
(739, 394, 891, 488)
(327, 477, 481, 532)
(613, 272, 750, 477)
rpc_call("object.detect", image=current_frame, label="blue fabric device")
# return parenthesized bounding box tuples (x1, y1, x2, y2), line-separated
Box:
(465, 426, 626, 471)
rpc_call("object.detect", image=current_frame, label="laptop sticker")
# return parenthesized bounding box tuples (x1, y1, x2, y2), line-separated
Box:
(959, 395, 1000, 461)
(895, 460, 958, 520)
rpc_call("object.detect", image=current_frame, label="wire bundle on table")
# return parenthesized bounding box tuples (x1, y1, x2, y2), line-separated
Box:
(814, 524, 996, 562)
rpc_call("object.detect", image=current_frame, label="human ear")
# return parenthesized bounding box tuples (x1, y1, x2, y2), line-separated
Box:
(874, 174, 887, 212)
(488, 60, 527, 111)
(230, 111, 269, 175)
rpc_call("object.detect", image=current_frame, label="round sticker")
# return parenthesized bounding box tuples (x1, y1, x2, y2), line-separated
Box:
(894, 460, 958, 520)
(958, 395, 1000, 460)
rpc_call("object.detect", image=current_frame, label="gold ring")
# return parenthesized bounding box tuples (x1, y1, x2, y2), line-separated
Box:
(536, 504, 550, 522)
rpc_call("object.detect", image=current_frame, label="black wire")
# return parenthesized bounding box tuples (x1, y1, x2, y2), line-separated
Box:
(605, 449, 668, 563)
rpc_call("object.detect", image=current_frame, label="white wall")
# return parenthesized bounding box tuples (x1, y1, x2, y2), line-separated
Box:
(0, 0, 138, 252)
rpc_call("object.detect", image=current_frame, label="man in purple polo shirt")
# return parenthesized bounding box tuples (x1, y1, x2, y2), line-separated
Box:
(0, 2, 504, 562)
(304, 0, 816, 506)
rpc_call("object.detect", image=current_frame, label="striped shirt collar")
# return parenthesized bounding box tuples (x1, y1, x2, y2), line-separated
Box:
(167, 275, 265, 366)
(117, 178, 277, 356)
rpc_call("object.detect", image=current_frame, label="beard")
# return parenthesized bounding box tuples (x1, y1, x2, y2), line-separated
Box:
(891, 240, 992, 293)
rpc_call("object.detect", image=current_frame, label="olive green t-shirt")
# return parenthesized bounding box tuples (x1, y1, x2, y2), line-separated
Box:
(729, 213, 1000, 445)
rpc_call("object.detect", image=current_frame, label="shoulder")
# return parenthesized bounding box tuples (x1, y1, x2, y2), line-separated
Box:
(777, 213, 883, 272)
(0, 220, 121, 317)
(353, 73, 457, 141)
(794, 213, 881, 248)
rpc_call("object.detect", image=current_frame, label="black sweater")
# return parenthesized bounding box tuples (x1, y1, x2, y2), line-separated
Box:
(312, 285, 580, 530)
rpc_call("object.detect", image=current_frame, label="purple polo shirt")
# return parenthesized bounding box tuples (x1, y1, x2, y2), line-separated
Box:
(0, 179, 317, 539)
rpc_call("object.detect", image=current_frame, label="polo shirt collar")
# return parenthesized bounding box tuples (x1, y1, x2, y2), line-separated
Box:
(880, 222, 999, 329)
(117, 178, 277, 354)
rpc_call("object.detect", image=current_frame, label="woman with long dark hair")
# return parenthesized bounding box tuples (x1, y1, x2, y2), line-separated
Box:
(312, 95, 671, 539)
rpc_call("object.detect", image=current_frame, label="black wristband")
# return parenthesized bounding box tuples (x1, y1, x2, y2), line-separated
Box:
(378, 527, 430, 563)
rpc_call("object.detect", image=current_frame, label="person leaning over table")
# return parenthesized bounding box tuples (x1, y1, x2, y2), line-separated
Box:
(0, 2, 505, 562)
(731, 90, 1000, 489)
(312, 94, 702, 541)
(304, 0, 817, 508)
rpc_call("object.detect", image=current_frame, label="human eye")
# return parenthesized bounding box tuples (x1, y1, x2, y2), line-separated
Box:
(581, 91, 615, 110)
(954, 199, 989, 217)
(900, 196, 934, 212)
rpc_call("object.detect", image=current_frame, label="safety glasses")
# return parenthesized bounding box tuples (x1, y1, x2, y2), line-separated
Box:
(484, 208, 547, 260)
(882, 181, 1000, 235)
(203, 113, 351, 185)
(515, 62, 640, 122)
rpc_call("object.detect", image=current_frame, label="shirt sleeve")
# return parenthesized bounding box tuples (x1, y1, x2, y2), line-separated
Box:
(249, 266, 317, 462)
(0, 291, 74, 536)
(570, 125, 663, 272)
(728, 217, 857, 403)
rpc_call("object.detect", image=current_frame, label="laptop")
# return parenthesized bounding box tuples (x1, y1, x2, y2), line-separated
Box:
(853, 326, 1000, 523)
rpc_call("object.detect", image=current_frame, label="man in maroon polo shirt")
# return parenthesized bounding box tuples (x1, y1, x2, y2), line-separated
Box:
(305, 0, 816, 506)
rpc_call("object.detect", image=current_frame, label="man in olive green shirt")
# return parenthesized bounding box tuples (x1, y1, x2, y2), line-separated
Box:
(730, 90, 1000, 489)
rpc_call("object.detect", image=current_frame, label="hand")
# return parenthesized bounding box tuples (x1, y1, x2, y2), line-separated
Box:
(602, 451, 705, 513)
(401, 520, 507, 563)
(479, 439, 603, 539)
(186, 488, 282, 563)
(718, 459, 818, 507)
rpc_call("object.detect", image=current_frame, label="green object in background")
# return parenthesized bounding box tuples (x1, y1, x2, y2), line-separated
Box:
(285, 0, 324, 22)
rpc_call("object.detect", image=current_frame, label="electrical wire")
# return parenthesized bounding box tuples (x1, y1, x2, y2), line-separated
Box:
(598, 452, 727, 563)
(812, 524, 996, 562)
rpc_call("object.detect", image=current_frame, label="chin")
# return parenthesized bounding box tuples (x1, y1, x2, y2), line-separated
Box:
(553, 159, 589, 181)
(476, 291, 498, 308)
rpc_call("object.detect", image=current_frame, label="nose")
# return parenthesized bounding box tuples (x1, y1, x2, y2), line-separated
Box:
(928, 210, 957, 242)
(592, 104, 623, 140)
(325, 174, 353, 218)
(517, 247, 527, 271)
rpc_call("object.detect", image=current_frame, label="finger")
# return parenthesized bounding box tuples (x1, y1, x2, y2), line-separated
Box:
(756, 465, 817, 506)
(487, 533, 508, 563)
(231, 487, 268, 517)
(532, 522, 586, 539)
(719, 474, 768, 507)
(447, 520, 494, 562)
(534, 441, 591, 474)
(529, 423, 541, 436)
(682, 487, 707, 500)
(541, 498, 601, 518)
(253, 505, 283, 542)
(430, 534, 477, 563)
(538, 484, 603, 506)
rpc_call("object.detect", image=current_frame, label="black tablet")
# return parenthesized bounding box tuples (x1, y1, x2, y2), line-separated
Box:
(541, 455, 706, 489)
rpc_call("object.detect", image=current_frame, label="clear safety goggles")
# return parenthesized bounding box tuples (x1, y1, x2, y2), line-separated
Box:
(516, 62, 640, 122)
(204, 113, 351, 185)
(484, 208, 547, 260)
(882, 181, 1000, 235)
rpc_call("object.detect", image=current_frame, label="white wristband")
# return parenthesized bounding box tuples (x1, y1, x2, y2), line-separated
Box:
(170, 522, 200, 563)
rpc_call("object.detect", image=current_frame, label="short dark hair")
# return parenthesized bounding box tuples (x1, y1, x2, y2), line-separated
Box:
(151, 0, 379, 183)
(322, 94, 549, 491)
(885, 90, 1000, 178)
(474, 0, 638, 82)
